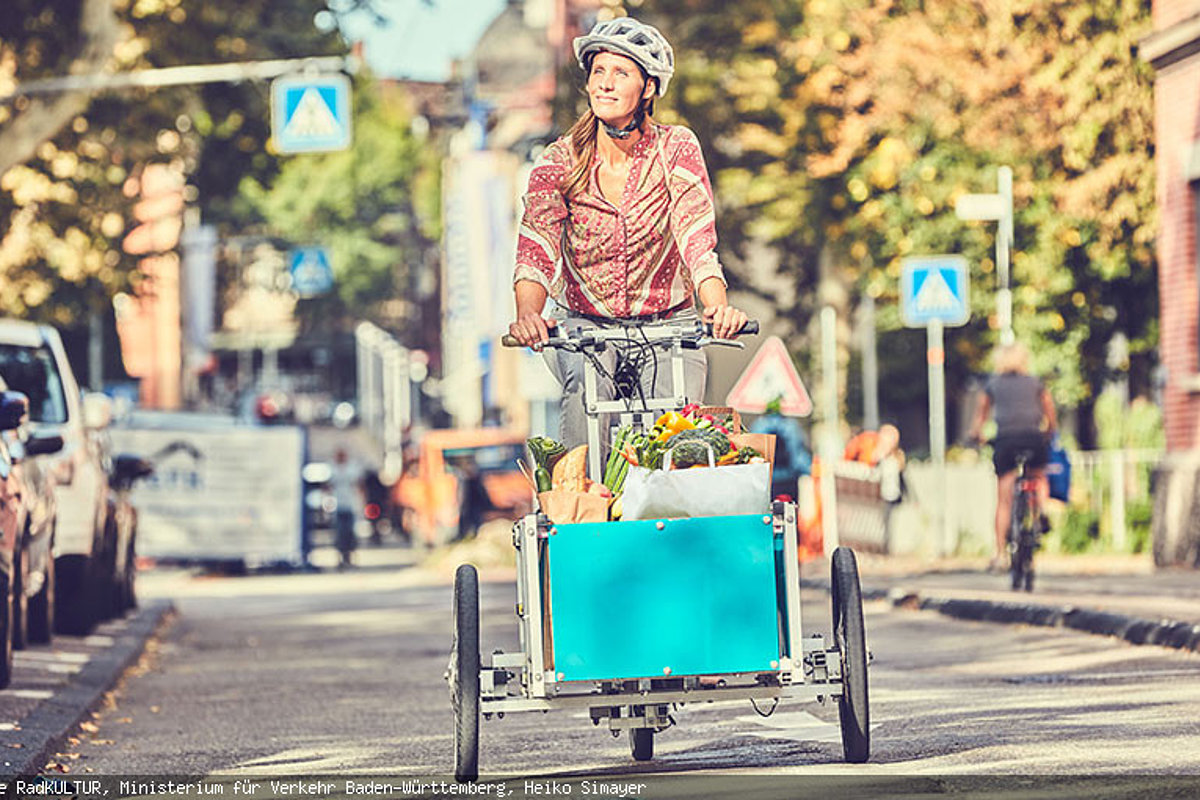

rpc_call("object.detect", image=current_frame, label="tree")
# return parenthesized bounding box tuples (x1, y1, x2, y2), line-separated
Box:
(640, 0, 1155, 446)
(236, 74, 441, 342)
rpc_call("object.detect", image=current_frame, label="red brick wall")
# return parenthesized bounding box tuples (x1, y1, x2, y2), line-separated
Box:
(1157, 56, 1200, 450)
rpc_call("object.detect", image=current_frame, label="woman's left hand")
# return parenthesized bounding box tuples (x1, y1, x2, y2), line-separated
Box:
(702, 303, 749, 339)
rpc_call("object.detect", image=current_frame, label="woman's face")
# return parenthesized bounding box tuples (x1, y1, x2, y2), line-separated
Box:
(587, 51, 654, 127)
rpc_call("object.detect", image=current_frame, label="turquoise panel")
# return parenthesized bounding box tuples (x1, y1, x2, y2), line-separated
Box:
(547, 514, 781, 681)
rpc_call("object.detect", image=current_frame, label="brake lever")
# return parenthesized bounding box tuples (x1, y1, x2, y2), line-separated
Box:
(698, 337, 747, 349)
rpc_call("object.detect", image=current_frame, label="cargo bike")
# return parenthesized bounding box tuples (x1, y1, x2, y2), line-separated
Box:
(446, 318, 870, 782)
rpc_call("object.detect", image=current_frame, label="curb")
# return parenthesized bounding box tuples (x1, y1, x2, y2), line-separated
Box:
(885, 589, 1200, 654)
(2, 599, 174, 777)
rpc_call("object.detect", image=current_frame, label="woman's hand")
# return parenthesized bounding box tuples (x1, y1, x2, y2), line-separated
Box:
(508, 312, 557, 349)
(702, 303, 749, 340)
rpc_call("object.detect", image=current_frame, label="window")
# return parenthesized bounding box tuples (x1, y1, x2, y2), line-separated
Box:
(0, 344, 68, 424)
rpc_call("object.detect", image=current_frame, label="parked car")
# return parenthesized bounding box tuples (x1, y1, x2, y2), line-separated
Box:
(0, 320, 120, 635)
(0, 389, 28, 688)
(0, 377, 65, 653)
(105, 453, 153, 613)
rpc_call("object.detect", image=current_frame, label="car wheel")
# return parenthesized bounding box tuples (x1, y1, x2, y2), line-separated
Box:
(27, 549, 54, 645)
(0, 573, 14, 689)
(12, 541, 29, 650)
(123, 537, 138, 612)
(54, 555, 95, 637)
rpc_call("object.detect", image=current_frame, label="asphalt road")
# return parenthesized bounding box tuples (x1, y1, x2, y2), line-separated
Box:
(46, 545, 1200, 786)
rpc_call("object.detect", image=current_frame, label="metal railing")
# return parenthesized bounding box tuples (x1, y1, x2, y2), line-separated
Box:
(1067, 448, 1162, 551)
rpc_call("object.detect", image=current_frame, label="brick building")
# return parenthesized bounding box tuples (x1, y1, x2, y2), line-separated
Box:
(1143, 1, 1200, 564)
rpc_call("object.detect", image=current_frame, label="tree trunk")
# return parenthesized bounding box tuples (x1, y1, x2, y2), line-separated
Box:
(0, 0, 123, 175)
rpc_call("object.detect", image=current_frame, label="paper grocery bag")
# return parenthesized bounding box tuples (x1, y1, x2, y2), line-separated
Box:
(536, 490, 609, 525)
(731, 432, 777, 481)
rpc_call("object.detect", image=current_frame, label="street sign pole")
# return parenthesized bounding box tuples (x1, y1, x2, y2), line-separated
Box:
(927, 319, 950, 555)
(997, 166, 1014, 346)
(901, 255, 970, 556)
(820, 306, 840, 555)
(955, 166, 1014, 345)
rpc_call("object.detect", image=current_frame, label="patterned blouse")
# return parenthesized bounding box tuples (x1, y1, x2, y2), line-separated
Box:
(513, 124, 726, 318)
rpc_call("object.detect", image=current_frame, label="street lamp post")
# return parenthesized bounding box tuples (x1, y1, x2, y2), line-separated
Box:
(955, 166, 1014, 346)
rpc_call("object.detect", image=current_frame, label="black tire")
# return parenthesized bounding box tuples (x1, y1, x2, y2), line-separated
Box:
(629, 728, 654, 761)
(122, 538, 138, 612)
(27, 549, 54, 645)
(54, 555, 95, 637)
(451, 564, 480, 783)
(12, 542, 28, 650)
(1009, 494, 1034, 592)
(0, 573, 13, 689)
(831, 546, 870, 763)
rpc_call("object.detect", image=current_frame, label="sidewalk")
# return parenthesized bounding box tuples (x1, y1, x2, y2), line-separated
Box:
(830, 552, 1200, 653)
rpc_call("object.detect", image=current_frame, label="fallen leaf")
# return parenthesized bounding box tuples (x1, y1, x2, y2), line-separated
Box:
(8, 743, 23, 749)
(115, 717, 133, 724)
(91, 740, 114, 746)
(149, 706, 160, 714)
(79, 722, 99, 734)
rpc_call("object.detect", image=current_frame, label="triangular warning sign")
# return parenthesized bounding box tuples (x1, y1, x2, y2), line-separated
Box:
(284, 88, 342, 140)
(725, 336, 813, 416)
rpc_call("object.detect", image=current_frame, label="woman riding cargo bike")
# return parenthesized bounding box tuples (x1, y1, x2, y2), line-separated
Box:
(444, 18, 872, 782)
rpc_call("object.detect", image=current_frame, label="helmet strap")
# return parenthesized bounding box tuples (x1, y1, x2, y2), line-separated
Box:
(599, 95, 646, 141)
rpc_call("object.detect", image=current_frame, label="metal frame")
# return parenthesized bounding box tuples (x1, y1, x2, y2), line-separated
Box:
(486, 506, 842, 730)
(481, 322, 847, 735)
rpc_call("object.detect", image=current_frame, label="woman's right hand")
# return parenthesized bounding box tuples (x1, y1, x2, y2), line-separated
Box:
(508, 313, 557, 349)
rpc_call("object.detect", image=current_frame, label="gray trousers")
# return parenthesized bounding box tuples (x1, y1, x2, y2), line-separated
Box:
(544, 310, 707, 450)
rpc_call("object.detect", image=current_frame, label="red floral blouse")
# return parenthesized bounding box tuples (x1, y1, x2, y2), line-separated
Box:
(513, 124, 727, 318)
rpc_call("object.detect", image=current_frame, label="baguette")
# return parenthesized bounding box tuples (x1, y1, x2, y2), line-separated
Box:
(552, 444, 588, 492)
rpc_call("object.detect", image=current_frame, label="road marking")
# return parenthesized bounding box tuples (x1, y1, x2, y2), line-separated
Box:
(5, 689, 54, 700)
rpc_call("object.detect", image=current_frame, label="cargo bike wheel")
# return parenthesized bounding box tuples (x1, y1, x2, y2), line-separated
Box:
(831, 547, 869, 763)
(450, 564, 480, 782)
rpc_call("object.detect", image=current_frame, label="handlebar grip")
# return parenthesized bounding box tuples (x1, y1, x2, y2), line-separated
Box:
(501, 334, 521, 348)
(704, 320, 760, 337)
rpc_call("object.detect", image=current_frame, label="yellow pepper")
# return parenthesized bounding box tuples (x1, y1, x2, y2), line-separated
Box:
(654, 411, 695, 442)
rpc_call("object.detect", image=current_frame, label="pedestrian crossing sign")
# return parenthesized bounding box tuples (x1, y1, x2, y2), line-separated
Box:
(289, 246, 334, 297)
(271, 74, 352, 154)
(900, 255, 970, 327)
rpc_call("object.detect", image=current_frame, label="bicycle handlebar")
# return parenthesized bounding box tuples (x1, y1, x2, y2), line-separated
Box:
(500, 319, 759, 348)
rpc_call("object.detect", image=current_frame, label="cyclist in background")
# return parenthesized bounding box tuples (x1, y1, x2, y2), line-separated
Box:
(507, 17, 747, 447)
(968, 342, 1058, 571)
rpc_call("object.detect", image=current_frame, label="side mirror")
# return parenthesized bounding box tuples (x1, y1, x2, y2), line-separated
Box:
(0, 391, 29, 432)
(25, 430, 65, 457)
(82, 392, 113, 430)
(112, 453, 154, 487)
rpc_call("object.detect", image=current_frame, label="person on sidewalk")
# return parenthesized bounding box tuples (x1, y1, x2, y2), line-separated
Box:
(968, 342, 1058, 571)
(750, 396, 812, 501)
(331, 448, 363, 569)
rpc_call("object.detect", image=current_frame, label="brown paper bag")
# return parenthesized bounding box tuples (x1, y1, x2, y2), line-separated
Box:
(697, 406, 742, 434)
(537, 489, 609, 524)
(730, 432, 777, 481)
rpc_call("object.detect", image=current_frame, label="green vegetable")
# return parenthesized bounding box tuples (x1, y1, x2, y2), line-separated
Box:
(666, 428, 732, 468)
(604, 426, 632, 490)
(527, 436, 567, 481)
(535, 467, 553, 492)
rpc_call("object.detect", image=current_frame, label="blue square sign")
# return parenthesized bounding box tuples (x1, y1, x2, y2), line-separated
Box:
(900, 256, 970, 328)
(289, 246, 333, 297)
(271, 74, 352, 154)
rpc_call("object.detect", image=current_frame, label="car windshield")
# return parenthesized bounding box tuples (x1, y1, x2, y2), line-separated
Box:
(443, 444, 524, 475)
(0, 344, 68, 424)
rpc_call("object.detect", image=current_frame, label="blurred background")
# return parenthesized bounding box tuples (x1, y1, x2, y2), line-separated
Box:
(1, 0, 1192, 563)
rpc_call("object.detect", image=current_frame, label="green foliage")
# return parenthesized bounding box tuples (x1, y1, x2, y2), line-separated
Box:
(0, 0, 343, 333)
(1057, 507, 1100, 554)
(236, 74, 440, 333)
(640, 0, 1157, 436)
(1125, 498, 1153, 554)
(1095, 390, 1165, 451)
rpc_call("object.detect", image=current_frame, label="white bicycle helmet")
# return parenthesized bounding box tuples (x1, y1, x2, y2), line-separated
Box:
(573, 17, 675, 97)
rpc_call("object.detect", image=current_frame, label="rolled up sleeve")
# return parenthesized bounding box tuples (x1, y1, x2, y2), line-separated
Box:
(666, 128, 726, 288)
(514, 146, 569, 290)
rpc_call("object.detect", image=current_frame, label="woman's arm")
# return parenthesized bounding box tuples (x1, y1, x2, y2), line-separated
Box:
(510, 280, 556, 347)
(697, 278, 748, 339)
(511, 145, 569, 346)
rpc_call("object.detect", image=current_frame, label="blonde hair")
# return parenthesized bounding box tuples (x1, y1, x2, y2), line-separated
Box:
(993, 342, 1032, 375)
